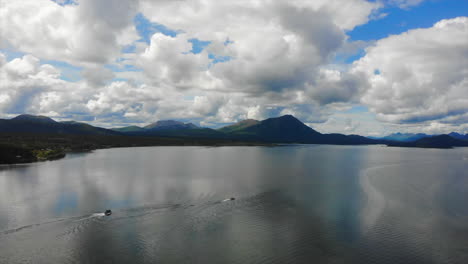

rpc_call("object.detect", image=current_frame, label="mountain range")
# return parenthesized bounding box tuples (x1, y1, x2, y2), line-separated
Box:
(371, 132, 433, 142)
(0, 114, 120, 135)
(111, 115, 378, 145)
(386, 135, 468, 149)
(448, 132, 468, 141)
(112, 120, 198, 133)
(1, 114, 467, 148)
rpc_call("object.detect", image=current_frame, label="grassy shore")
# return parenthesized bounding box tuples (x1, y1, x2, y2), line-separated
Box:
(0, 133, 273, 164)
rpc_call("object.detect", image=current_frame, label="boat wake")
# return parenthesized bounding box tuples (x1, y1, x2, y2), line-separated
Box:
(1, 197, 238, 237)
(1, 212, 108, 237)
(89, 212, 105, 218)
(359, 162, 409, 232)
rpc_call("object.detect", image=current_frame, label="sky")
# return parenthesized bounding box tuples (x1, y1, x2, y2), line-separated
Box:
(0, 0, 467, 136)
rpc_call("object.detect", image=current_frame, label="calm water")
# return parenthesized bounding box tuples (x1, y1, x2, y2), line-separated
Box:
(0, 145, 467, 264)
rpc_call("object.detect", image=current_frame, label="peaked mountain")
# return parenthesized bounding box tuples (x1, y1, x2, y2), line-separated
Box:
(387, 135, 468, 148)
(218, 119, 260, 133)
(221, 115, 378, 145)
(231, 115, 321, 142)
(0, 114, 120, 135)
(448, 132, 468, 140)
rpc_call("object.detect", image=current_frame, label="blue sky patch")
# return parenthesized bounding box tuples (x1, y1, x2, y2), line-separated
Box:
(189, 39, 211, 54)
(51, 0, 77, 6)
(209, 54, 232, 64)
(134, 13, 179, 43)
(344, 105, 369, 113)
(42, 59, 83, 82)
(333, 46, 367, 64)
(344, 48, 366, 64)
(1, 49, 26, 60)
(349, 0, 468, 41)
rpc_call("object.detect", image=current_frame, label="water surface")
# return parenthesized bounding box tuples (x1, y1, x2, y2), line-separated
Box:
(1, 145, 467, 263)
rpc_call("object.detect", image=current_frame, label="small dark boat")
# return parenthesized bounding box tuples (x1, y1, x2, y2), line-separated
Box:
(230, 197, 235, 201)
(104, 209, 112, 216)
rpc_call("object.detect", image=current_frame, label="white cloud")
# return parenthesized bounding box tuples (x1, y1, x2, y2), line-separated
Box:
(1, 0, 466, 135)
(0, 0, 138, 66)
(136, 0, 380, 106)
(81, 66, 115, 86)
(137, 33, 212, 90)
(0, 0, 381, 126)
(306, 69, 364, 105)
(0, 53, 66, 114)
(352, 17, 468, 127)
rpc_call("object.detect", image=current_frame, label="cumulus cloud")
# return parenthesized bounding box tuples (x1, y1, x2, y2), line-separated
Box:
(137, 0, 378, 96)
(0, 54, 64, 114)
(133, 0, 380, 122)
(137, 33, 211, 90)
(306, 69, 364, 105)
(0, 54, 273, 127)
(81, 66, 115, 86)
(0, 0, 138, 66)
(352, 17, 468, 128)
(0, 53, 110, 120)
(1, 0, 465, 135)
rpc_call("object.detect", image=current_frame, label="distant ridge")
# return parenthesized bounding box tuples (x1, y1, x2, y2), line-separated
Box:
(145, 120, 198, 131)
(375, 132, 432, 142)
(387, 135, 468, 149)
(0, 114, 120, 135)
(218, 119, 260, 133)
(2, 114, 467, 148)
(448, 132, 468, 141)
(111, 119, 220, 138)
(111, 125, 145, 133)
(11, 114, 57, 124)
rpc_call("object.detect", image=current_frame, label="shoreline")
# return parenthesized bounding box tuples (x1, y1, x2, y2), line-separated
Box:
(1, 132, 465, 165)
(0, 136, 275, 165)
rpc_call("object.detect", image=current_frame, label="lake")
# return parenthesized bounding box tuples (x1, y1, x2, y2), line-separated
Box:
(0, 145, 467, 263)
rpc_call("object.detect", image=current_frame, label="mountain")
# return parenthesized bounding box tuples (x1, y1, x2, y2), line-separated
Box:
(225, 115, 321, 142)
(218, 119, 260, 133)
(144, 120, 198, 131)
(4, 114, 466, 148)
(319, 133, 380, 145)
(111, 126, 146, 133)
(448, 132, 468, 140)
(59, 121, 122, 135)
(387, 135, 468, 149)
(221, 115, 379, 145)
(143, 127, 226, 138)
(376, 132, 432, 142)
(0, 114, 120, 135)
(113, 120, 214, 138)
(11, 114, 57, 124)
